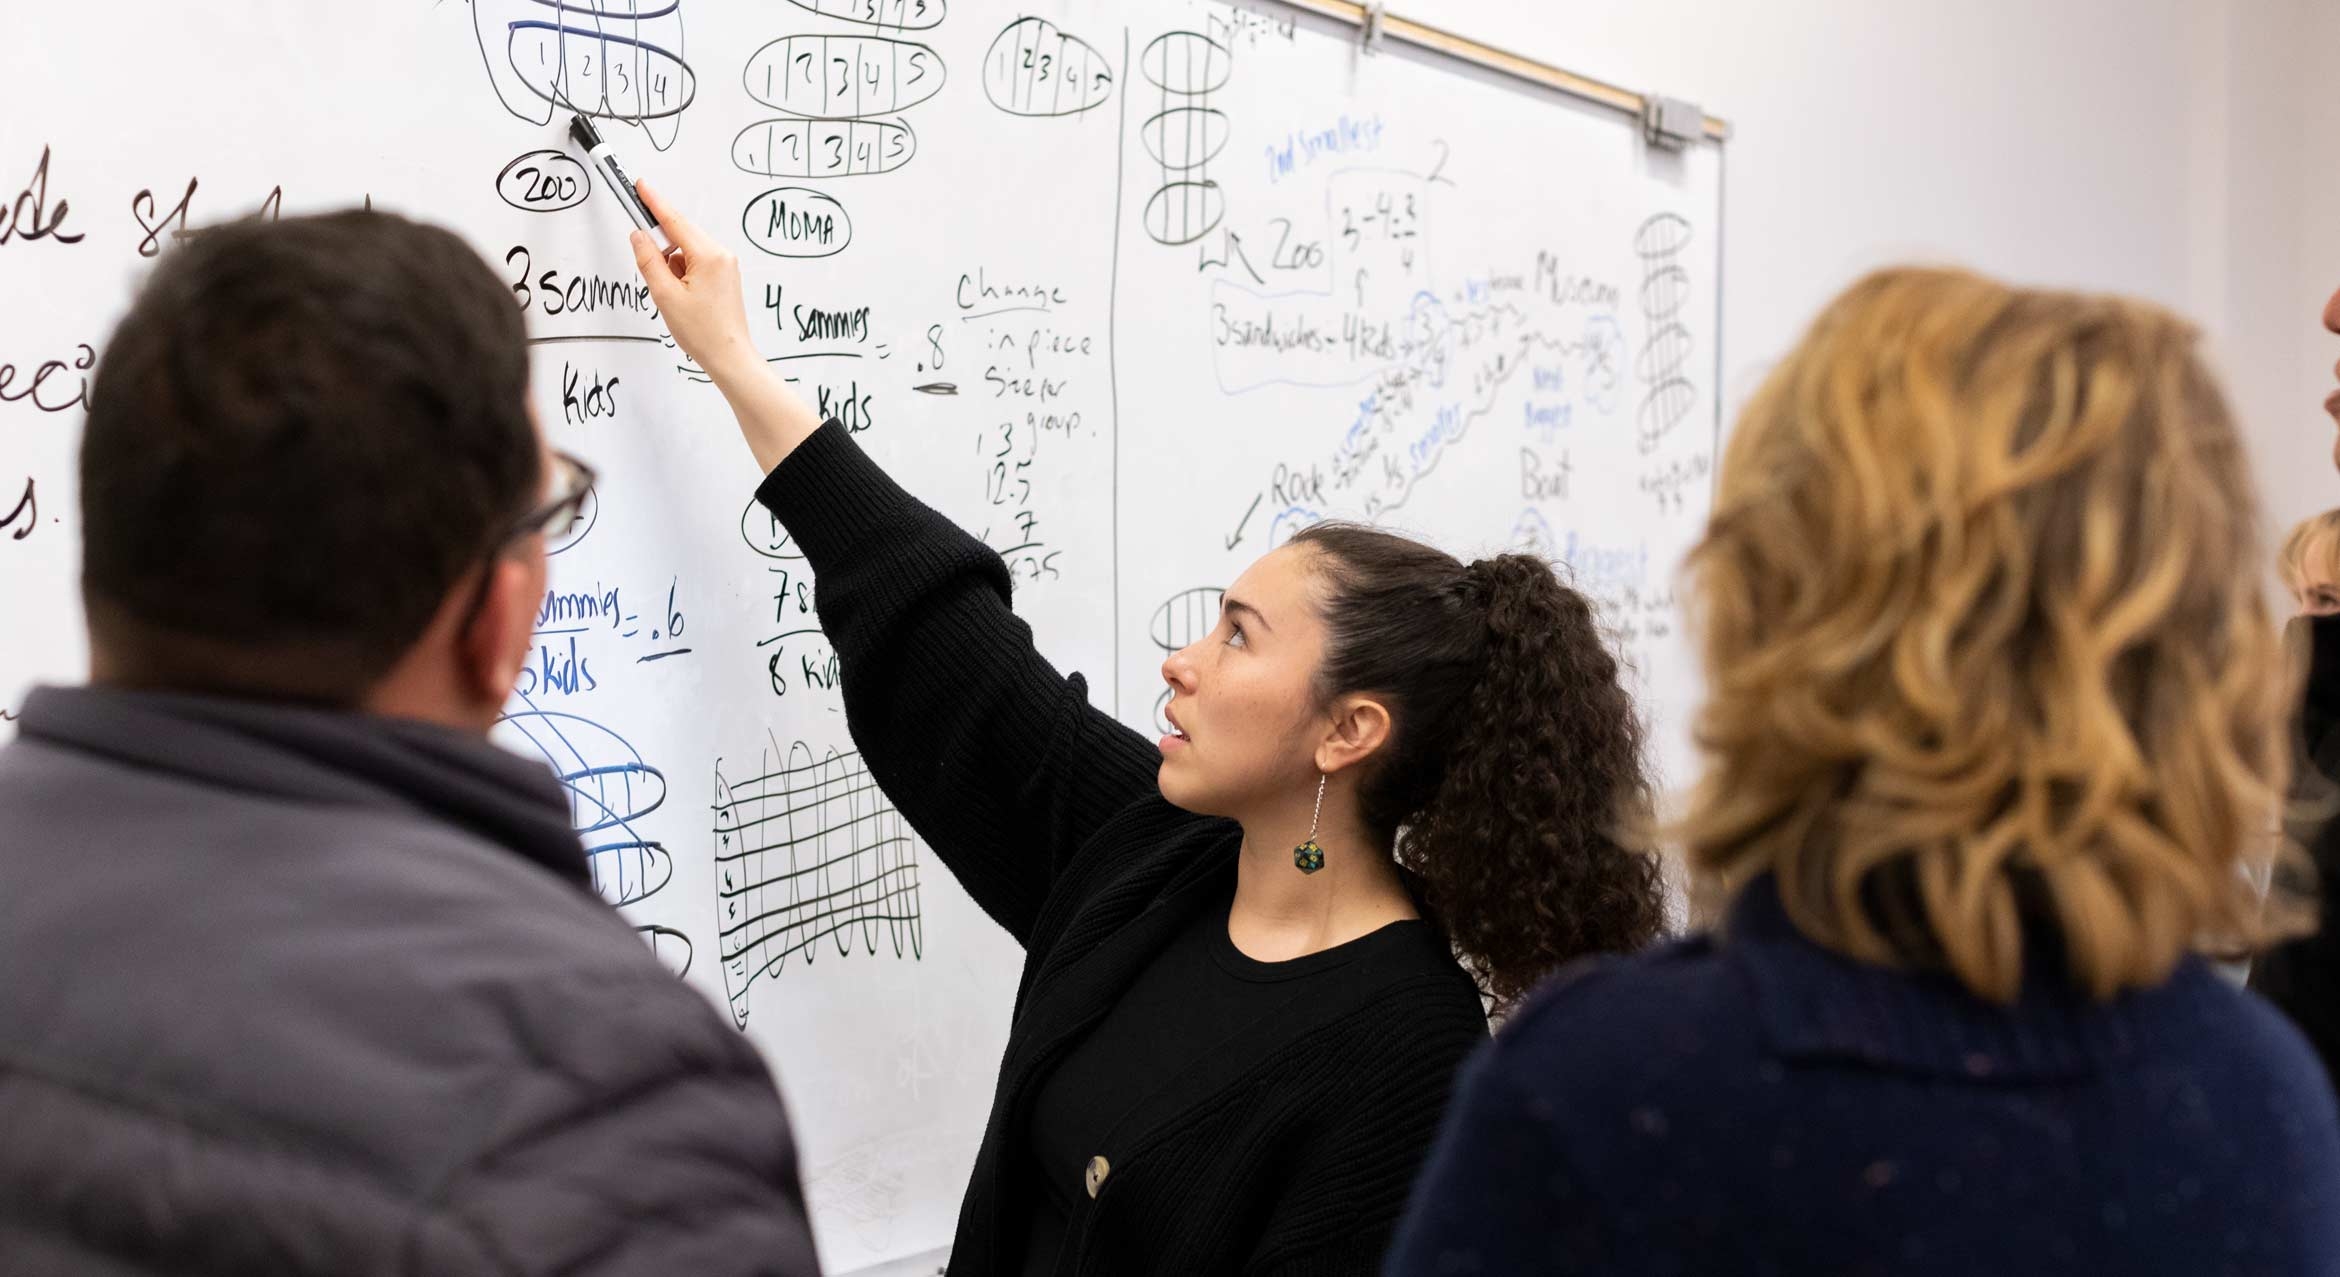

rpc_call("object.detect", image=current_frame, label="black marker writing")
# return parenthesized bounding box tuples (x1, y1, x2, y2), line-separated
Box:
(474, 1, 697, 153)
(562, 362, 621, 424)
(506, 245, 658, 318)
(0, 343, 94, 414)
(2, 146, 86, 246)
(814, 381, 875, 432)
(741, 186, 851, 259)
(714, 738, 925, 1027)
(955, 267, 1064, 312)
(496, 150, 592, 213)
(744, 34, 944, 117)
(143, 184, 286, 257)
(131, 178, 199, 258)
(1138, 29, 1232, 248)
(0, 477, 35, 541)
(784, 0, 946, 32)
(983, 17, 1112, 118)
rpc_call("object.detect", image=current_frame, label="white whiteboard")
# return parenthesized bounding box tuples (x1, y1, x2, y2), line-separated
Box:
(0, 2, 1720, 1270)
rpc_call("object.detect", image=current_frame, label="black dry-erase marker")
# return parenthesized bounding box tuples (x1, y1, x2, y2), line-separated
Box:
(568, 114, 684, 273)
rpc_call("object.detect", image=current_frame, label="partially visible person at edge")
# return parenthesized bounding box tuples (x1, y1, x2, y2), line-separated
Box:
(2278, 508, 2340, 617)
(0, 211, 821, 1274)
(2251, 292, 2340, 1084)
(1388, 268, 2340, 1275)
(624, 184, 1668, 1275)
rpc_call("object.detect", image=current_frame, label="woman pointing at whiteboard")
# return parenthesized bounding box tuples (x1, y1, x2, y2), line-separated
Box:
(627, 185, 1665, 1276)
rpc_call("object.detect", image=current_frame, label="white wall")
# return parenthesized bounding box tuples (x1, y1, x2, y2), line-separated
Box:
(2197, 0, 2330, 549)
(2269, 0, 2340, 538)
(1429, 0, 2333, 561)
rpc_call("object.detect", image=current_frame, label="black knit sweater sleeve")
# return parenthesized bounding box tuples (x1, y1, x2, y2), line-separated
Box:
(753, 422, 1165, 946)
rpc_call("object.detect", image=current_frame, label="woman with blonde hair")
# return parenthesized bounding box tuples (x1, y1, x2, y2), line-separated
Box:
(1389, 268, 2340, 1274)
(2279, 508, 2340, 616)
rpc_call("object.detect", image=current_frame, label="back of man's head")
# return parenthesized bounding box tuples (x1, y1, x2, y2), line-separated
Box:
(81, 210, 536, 705)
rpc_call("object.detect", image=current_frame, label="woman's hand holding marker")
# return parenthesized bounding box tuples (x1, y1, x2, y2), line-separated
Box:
(626, 180, 822, 474)
(630, 182, 745, 369)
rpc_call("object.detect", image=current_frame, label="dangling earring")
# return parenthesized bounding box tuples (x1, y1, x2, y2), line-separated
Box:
(1293, 773, 1327, 874)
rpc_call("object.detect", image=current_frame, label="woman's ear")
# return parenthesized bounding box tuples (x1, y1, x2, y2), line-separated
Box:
(1316, 694, 1392, 776)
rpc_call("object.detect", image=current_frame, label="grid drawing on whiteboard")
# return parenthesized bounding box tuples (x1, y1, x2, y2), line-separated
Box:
(714, 737, 924, 1027)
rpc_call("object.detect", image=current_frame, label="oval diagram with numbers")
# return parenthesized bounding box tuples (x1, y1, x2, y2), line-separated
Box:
(744, 35, 944, 117)
(783, 0, 947, 30)
(501, 19, 697, 120)
(732, 118, 917, 178)
(983, 18, 1113, 117)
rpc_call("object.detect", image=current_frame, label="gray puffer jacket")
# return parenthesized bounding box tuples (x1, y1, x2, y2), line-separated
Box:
(0, 686, 820, 1276)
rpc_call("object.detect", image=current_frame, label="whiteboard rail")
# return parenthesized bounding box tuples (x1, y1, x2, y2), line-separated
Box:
(1272, 0, 1733, 143)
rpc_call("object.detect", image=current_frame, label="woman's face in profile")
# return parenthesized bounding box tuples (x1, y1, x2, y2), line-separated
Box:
(2323, 282, 2340, 474)
(1155, 544, 1332, 819)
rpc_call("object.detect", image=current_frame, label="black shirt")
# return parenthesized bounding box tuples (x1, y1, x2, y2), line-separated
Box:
(1019, 883, 1435, 1274)
(2251, 613, 2340, 1086)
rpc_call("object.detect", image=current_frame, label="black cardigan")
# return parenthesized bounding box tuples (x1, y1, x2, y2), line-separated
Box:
(756, 423, 1488, 1275)
(2251, 613, 2340, 1083)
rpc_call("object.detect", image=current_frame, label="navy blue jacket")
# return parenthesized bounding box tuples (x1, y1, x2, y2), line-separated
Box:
(1388, 879, 2340, 1276)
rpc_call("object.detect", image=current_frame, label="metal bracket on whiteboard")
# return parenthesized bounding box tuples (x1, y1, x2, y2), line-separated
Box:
(1359, 1, 1388, 53)
(1640, 93, 1704, 151)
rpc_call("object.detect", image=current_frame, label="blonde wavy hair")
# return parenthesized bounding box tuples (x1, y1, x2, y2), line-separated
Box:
(2278, 510, 2340, 611)
(1682, 267, 2305, 1002)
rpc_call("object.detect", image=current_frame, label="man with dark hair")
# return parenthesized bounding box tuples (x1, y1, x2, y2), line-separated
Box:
(0, 210, 822, 1275)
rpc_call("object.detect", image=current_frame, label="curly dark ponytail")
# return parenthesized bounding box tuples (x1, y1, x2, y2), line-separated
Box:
(1291, 523, 1666, 1010)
